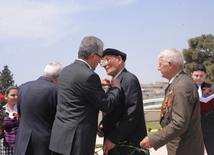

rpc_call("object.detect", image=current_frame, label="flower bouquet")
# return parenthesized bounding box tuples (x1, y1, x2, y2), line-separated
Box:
(0, 95, 9, 126)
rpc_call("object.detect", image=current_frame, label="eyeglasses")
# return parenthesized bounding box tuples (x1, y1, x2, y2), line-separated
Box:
(100, 56, 117, 66)
(95, 53, 102, 59)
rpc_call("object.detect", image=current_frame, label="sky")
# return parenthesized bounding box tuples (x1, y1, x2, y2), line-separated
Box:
(0, 0, 214, 86)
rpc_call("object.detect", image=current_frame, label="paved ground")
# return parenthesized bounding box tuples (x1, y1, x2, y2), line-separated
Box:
(95, 135, 167, 155)
(95, 135, 208, 155)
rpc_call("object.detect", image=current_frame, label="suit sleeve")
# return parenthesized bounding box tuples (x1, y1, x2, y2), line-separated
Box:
(105, 77, 142, 143)
(149, 82, 197, 149)
(211, 85, 214, 94)
(85, 73, 121, 113)
(17, 85, 22, 117)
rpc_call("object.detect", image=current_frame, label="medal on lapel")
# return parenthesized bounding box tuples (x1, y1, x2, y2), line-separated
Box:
(161, 89, 173, 118)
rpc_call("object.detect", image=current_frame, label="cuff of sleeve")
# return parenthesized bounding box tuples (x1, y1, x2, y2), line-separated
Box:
(111, 86, 121, 90)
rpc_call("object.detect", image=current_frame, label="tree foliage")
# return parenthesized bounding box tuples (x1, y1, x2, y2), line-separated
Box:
(182, 34, 214, 84)
(0, 65, 15, 94)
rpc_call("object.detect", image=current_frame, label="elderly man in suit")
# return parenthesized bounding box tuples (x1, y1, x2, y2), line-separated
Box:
(49, 36, 122, 155)
(140, 48, 204, 155)
(14, 62, 63, 155)
(97, 48, 148, 155)
(191, 64, 214, 155)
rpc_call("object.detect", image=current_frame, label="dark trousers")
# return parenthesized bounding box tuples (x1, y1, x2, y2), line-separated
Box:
(51, 151, 63, 155)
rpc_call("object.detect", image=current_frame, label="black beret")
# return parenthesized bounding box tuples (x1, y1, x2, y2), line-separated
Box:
(103, 48, 127, 62)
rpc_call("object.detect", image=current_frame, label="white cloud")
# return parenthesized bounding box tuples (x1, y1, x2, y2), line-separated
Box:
(0, 0, 82, 41)
(0, 0, 137, 46)
(117, 0, 137, 6)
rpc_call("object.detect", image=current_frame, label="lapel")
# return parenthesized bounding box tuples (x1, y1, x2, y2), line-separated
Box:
(164, 84, 170, 94)
(116, 68, 127, 83)
(167, 70, 186, 92)
(106, 68, 127, 93)
(160, 70, 186, 120)
(201, 82, 213, 97)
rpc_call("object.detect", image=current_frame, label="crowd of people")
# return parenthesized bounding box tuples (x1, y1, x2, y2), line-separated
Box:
(0, 36, 213, 155)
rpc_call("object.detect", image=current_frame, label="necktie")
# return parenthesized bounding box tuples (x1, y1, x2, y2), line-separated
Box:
(198, 85, 202, 97)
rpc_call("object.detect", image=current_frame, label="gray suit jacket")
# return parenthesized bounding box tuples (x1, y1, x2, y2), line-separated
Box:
(149, 71, 204, 155)
(49, 60, 121, 155)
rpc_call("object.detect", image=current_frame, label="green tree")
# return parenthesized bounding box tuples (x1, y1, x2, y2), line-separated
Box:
(182, 34, 214, 84)
(0, 65, 15, 94)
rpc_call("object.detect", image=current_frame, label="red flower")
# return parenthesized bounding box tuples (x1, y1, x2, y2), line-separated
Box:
(0, 95, 4, 102)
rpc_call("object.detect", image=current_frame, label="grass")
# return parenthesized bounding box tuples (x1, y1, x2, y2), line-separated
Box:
(146, 120, 162, 135)
(95, 121, 161, 147)
(96, 144, 103, 148)
(146, 120, 161, 129)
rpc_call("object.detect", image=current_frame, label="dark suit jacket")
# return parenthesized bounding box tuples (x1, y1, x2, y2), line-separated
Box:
(101, 69, 148, 155)
(200, 82, 213, 97)
(14, 76, 58, 155)
(199, 82, 214, 155)
(149, 71, 204, 155)
(49, 60, 121, 155)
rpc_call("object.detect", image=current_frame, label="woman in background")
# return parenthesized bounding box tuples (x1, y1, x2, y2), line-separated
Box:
(0, 86, 19, 155)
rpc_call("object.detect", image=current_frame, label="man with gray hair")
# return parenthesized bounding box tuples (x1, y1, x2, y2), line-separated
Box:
(49, 36, 122, 155)
(14, 62, 63, 155)
(140, 48, 204, 155)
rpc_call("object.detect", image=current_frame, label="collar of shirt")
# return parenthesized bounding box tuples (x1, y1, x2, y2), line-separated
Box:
(3, 103, 18, 118)
(169, 70, 182, 84)
(77, 58, 92, 70)
(112, 68, 125, 79)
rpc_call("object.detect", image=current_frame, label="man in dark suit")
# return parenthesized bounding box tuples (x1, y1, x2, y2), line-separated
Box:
(49, 36, 122, 155)
(140, 48, 204, 155)
(14, 62, 64, 155)
(97, 48, 148, 155)
(191, 64, 214, 155)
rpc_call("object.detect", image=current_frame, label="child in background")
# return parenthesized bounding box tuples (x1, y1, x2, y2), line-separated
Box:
(0, 86, 19, 155)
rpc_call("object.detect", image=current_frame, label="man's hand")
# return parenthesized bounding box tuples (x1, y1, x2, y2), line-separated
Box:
(103, 138, 116, 154)
(139, 136, 153, 148)
(111, 79, 121, 88)
(97, 124, 104, 137)
(101, 77, 111, 87)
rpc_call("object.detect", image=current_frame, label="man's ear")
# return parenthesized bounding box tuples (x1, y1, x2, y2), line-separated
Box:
(167, 61, 173, 69)
(118, 56, 123, 64)
(89, 53, 95, 59)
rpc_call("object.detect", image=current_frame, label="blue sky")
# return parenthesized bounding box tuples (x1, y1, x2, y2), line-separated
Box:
(0, 0, 214, 86)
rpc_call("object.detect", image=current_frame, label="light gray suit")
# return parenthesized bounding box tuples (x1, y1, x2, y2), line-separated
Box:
(149, 71, 204, 155)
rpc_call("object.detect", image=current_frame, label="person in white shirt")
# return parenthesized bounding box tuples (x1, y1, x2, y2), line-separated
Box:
(191, 64, 214, 155)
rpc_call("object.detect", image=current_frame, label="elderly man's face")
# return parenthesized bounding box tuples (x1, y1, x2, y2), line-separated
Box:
(101, 55, 120, 77)
(158, 57, 171, 80)
(191, 71, 206, 85)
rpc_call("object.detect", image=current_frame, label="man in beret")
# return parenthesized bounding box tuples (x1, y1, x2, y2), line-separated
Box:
(98, 48, 148, 155)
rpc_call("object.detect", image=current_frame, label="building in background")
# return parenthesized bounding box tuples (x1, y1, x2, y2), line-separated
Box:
(141, 82, 167, 121)
(98, 82, 167, 123)
(141, 82, 168, 99)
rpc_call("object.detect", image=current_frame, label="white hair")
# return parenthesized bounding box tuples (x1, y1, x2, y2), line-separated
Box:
(158, 48, 184, 68)
(43, 62, 64, 78)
